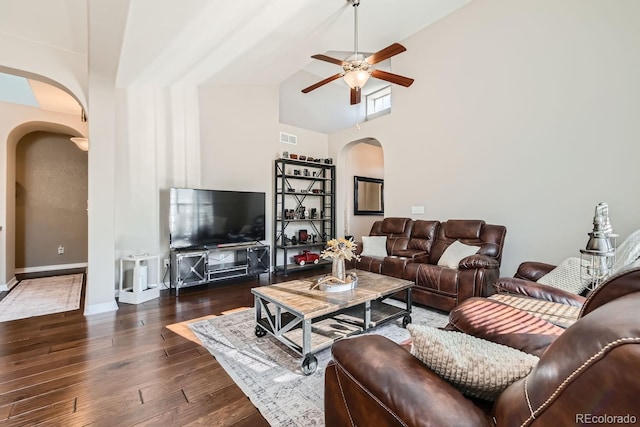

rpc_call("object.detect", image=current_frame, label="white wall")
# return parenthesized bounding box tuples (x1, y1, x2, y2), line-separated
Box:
(330, 0, 640, 275)
(198, 84, 329, 253)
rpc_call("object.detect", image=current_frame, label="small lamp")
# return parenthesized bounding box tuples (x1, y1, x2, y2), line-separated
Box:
(580, 202, 616, 291)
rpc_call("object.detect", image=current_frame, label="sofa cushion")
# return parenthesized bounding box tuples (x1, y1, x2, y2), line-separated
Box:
(380, 217, 411, 235)
(444, 220, 484, 239)
(408, 324, 539, 401)
(437, 240, 480, 269)
(360, 236, 388, 258)
(536, 257, 587, 295)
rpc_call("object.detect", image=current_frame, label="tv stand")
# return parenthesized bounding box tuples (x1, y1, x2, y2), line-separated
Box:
(170, 243, 269, 296)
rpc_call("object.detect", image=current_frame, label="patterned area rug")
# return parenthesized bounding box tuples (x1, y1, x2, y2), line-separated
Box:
(189, 301, 448, 427)
(0, 274, 83, 322)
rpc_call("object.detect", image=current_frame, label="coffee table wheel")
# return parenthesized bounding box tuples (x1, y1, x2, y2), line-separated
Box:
(301, 354, 318, 376)
(255, 325, 267, 337)
(402, 315, 412, 328)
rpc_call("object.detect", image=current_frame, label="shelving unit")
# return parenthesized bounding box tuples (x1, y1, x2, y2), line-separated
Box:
(273, 158, 336, 276)
(119, 254, 161, 304)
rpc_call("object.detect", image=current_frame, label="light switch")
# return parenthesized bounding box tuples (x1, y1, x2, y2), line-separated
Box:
(411, 206, 425, 214)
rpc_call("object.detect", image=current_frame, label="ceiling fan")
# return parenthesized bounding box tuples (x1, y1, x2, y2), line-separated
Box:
(301, 0, 414, 105)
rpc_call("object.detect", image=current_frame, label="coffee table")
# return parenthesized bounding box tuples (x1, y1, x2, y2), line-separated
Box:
(251, 270, 413, 375)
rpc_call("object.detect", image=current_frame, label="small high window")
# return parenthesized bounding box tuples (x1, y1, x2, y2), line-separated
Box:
(366, 86, 391, 120)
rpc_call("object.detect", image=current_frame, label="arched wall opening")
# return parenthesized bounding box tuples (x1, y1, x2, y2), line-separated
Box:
(3, 121, 86, 291)
(338, 137, 384, 242)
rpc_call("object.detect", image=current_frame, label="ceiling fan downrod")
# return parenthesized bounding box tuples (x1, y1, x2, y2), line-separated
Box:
(351, 0, 360, 58)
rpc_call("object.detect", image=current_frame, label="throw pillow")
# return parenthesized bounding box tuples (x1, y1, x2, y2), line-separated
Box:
(437, 240, 480, 269)
(360, 236, 388, 258)
(536, 257, 586, 295)
(408, 324, 539, 401)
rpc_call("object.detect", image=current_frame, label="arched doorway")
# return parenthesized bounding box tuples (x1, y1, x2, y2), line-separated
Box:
(340, 137, 384, 241)
(14, 131, 88, 276)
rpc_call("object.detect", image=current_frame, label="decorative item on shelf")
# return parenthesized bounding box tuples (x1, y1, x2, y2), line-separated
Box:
(282, 151, 289, 159)
(314, 158, 322, 163)
(307, 157, 314, 162)
(303, 169, 310, 176)
(290, 153, 298, 159)
(311, 233, 317, 243)
(311, 208, 318, 218)
(282, 234, 292, 246)
(301, 189, 309, 193)
(287, 187, 295, 193)
(310, 238, 360, 292)
(299, 229, 308, 243)
(294, 169, 301, 176)
(293, 250, 320, 266)
(312, 189, 323, 194)
(580, 202, 617, 291)
(324, 158, 333, 164)
(299, 155, 307, 161)
(291, 236, 298, 245)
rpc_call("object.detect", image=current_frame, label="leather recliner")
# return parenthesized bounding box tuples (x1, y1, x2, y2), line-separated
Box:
(404, 220, 507, 311)
(324, 266, 640, 426)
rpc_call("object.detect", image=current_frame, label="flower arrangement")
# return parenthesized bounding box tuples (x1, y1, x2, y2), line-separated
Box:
(320, 238, 359, 261)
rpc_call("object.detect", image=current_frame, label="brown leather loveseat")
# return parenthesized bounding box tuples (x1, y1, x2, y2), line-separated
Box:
(353, 217, 507, 311)
(325, 265, 640, 426)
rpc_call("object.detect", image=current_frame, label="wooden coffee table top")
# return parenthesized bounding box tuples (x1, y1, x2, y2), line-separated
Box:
(251, 270, 413, 319)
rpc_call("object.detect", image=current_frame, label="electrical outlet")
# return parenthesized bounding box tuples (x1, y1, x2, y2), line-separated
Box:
(163, 259, 170, 268)
(57, 245, 65, 255)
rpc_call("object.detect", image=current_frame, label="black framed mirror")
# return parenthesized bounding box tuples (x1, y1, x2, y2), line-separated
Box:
(354, 176, 384, 215)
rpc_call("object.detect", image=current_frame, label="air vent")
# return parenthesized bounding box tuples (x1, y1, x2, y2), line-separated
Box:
(280, 132, 297, 145)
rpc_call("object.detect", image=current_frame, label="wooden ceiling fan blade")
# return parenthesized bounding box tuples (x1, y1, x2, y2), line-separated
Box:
(371, 69, 414, 87)
(311, 54, 346, 66)
(301, 74, 342, 93)
(350, 87, 361, 105)
(365, 43, 407, 65)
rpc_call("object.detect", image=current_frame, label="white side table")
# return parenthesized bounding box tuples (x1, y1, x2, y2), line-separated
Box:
(119, 254, 160, 304)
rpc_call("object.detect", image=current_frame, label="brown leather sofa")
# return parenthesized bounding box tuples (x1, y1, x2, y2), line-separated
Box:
(353, 217, 439, 277)
(325, 266, 640, 426)
(352, 217, 507, 312)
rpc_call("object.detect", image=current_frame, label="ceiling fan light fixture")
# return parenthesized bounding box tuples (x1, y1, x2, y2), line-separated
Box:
(343, 69, 370, 89)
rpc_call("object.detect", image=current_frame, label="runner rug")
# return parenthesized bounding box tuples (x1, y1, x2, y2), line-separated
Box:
(0, 274, 83, 322)
(188, 302, 448, 427)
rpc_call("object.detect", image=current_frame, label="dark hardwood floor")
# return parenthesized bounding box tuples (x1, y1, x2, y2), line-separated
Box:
(0, 267, 330, 426)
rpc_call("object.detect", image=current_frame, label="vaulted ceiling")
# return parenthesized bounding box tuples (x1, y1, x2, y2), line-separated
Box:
(0, 0, 470, 133)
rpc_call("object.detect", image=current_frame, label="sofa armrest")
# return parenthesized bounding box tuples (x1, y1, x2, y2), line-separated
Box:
(325, 335, 491, 427)
(459, 254, 499, 270)
(514, 261, 556, 281)
(494, 277, 586, 307)
(448, 297, 565, 357)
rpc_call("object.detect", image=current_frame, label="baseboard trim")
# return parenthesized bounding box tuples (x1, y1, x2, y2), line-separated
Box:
(84, 299, 119, 316)
(0, 276, 18, 292)
(15, 262, 88, 274)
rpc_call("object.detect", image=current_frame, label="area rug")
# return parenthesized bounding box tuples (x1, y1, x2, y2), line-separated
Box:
(0, 274, 83, 322)
(189, 301, 448, 427)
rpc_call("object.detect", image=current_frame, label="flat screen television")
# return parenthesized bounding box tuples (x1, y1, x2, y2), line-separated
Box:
(169, 188, 266, 249)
